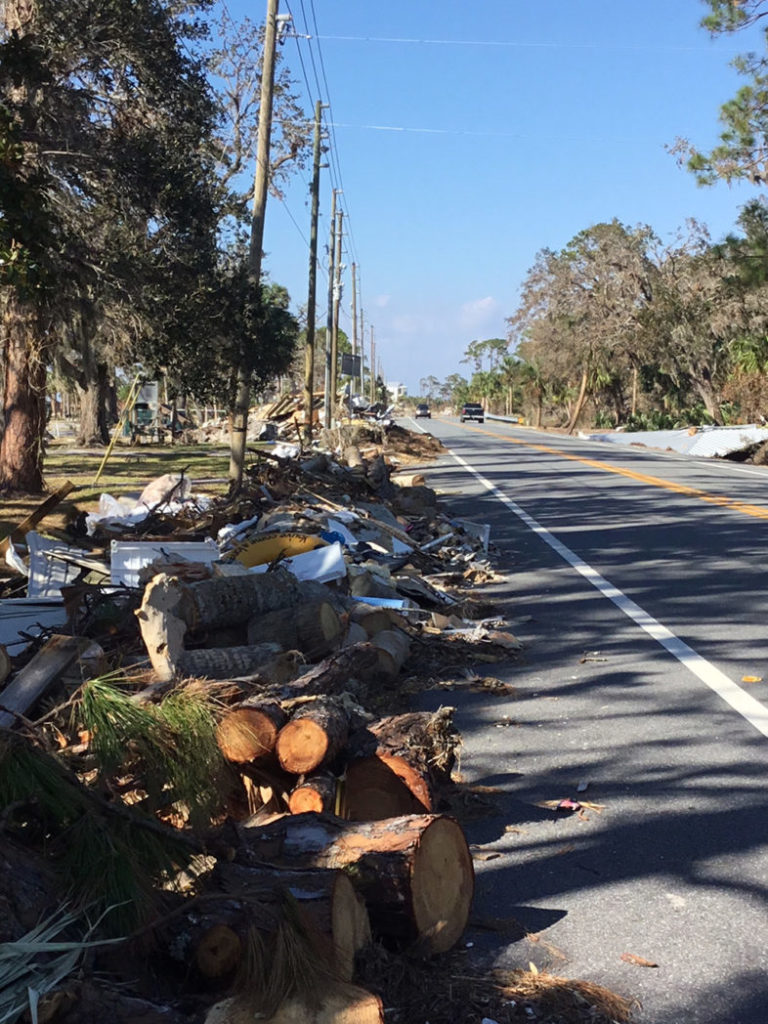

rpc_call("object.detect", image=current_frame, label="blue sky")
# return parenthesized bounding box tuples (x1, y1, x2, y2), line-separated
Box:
(225, 0, 766, 395)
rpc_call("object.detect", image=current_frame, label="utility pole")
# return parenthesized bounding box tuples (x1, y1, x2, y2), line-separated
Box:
(322, 189, 337, 428)
(330, 208, 343, 420)
(303, 100, 325, 444)
(229, 0, 284, 491)
(370, 325, 376, 403)
(359, 304, 365, 398)
(350, 261, 358, 396)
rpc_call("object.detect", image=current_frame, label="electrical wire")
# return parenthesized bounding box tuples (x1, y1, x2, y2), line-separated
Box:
(312, 33, 743, 55)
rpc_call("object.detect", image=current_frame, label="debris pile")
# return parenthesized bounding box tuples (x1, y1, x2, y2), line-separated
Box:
(0, 428, 528, 1024)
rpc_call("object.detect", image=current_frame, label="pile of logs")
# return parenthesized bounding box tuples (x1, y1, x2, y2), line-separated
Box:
(134, 568, 476, 1022)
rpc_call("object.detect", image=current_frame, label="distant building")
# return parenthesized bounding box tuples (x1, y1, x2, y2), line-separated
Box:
(386, 381, 406, 402)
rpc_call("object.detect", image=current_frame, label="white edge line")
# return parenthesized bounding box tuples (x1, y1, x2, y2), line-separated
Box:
(449, 448, 768, 740)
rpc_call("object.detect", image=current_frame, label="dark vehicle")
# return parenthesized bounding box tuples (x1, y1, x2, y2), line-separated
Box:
(460, 402, 484, 423)
(415, 403, 431, 418)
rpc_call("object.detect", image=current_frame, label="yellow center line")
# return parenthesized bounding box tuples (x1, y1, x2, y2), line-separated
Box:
(465, 424, 768, 522)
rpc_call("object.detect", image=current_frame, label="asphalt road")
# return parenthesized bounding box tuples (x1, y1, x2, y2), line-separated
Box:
(406, 415, 768, 1024)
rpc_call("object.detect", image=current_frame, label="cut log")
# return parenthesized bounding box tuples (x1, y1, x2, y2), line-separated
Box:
(217, 699, 288, 764)
(276, 698, 351, 775)
(344, 709, 459, 821)
(205, 983, 384, 1024)
(0, 635, 100, 729)
(369, 628, 410, 680)
(247, 600, 341, 661)
(289, 772, 338, 814)
(136, 569, 300, 680)
(168, 864, 370, 985)
(177, 643, 283, 681)
(235, 812, 474, 954)
(349, 604, 404, 638)
(341, 621, 367, 648)
(391, 472, 425, 488)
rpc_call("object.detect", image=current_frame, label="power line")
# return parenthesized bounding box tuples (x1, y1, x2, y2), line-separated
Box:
(312, 34, 744, 55)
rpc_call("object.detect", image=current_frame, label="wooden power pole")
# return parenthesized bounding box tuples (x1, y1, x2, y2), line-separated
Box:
(322, 189, 337, 428)
(370, 325, 376, 403)
(229, 0, 282, 491)
(303, 100, 324, 443)
(351, 261, 358, 394)
(330, 207, 343, 419)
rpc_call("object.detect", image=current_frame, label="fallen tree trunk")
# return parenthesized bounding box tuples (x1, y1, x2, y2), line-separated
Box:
(217, 699, 288, 765)
(247, 600, 341, 661)
(343, 709, 458, 820)
(234, 812, 474, 954)
(136, 569, 300, 680)
(276, 698, 350, 775)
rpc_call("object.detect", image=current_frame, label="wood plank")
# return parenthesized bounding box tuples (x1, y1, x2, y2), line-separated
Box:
(0, 481, 77, 554)
(0, 634, 94, 728)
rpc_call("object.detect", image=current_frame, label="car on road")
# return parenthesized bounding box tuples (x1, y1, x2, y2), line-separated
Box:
(459, 402, 484, 423)
(415, 403, 431, 418)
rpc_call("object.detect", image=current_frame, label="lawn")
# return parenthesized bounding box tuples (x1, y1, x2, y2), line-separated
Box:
(1, 441, 234, 540)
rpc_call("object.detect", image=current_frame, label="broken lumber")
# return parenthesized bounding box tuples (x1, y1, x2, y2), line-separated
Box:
(247, 600, 341, 661)
(0, 635, 99, 729)
(0, 480, 76, 553)
(216, 699, 288, 765)
(276, 697, 350, 775)
(235, 812, 474, 953)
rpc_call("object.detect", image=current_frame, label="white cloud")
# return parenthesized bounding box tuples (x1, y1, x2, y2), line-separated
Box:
(373, 294, 391, 308)
(458, 296, 501, 331)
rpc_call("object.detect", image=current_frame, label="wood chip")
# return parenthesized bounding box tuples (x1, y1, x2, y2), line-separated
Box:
(620, 952, 659, 968)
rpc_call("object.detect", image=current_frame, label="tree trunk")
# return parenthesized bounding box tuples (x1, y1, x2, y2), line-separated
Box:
(567, 368, 589, 435)
(77, 345, 110, 445)
(233, 812, 474, 954)
(693, 376, 723, 425)
(205, 984, 384, 1024)
(0, 292, 47, 493)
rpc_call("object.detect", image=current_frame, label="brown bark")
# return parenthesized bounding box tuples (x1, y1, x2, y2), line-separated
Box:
(216, 699, 288, 764)
(276, 697, 351, 775)
(77, 359, 110, 445)
(247, 600, 342, 661)
(0, 293, 47, 493)
(234, 812, 474, 954)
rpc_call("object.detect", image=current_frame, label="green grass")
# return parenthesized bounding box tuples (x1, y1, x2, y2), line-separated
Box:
(1, 441, 234, 539)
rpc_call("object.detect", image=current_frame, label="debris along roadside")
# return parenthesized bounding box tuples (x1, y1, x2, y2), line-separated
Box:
(0, 425, 632, 1024)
